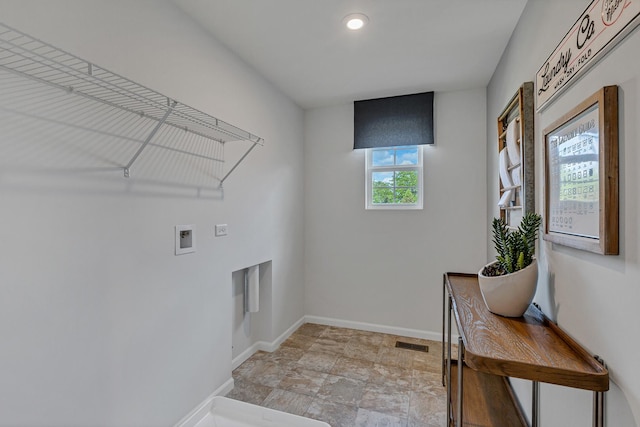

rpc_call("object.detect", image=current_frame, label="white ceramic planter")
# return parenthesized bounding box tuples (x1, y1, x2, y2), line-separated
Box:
(477, 259, 538, 317)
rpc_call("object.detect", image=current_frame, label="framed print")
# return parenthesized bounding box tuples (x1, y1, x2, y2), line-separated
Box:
(543, 86, 619, 255)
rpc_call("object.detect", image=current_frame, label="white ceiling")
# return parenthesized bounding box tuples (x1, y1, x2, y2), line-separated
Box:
(173, 0, 527, 109)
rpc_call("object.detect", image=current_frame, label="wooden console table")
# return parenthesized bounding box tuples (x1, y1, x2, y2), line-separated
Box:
(442, 273, 608, 427)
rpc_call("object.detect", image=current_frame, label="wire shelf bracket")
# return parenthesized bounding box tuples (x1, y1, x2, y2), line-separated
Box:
(0, 21, 264, 186)
(124, 98, 177, 178)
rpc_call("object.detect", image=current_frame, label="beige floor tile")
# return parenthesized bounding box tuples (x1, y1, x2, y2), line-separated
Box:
(411, 351, 442, 373)
(282, 333, 317, 351)
(331, 356, 374, 382)
(232, 356, 262, 379)
(360, 383, 410, 419)
(425, 339, 443, 353)
(316, 374, 366, 406)
(355, 407, 408, 427)
(344, 340, 379, 363)
(243, 359, 291, 388)
(259, 345, 305, 364)
(376, 346, 414, 370)
(296, 323, 328, 337)
(369, 363, 412, 388)
(309, 337, 347, 355)
(379, 333, 402, 347)
(349, 330, 385, 346)
(305, 398, 358, 427)
(278, 366, 328, 396)
(297, 351, 339, 373)
(320, 326, 356, 343)
(224, 378, 272, 405)
(262, 389, 314, 417)
(411, 369, 443, 395)
(408, 391, 447, 427)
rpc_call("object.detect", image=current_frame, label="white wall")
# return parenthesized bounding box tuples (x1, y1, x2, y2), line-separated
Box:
(0, 1, 305, 426)
(487, 0, 639, 425)
(304, 89, 488, 337)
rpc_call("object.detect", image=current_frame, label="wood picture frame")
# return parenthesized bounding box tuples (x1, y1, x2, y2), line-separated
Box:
(543, 86, 619, 255)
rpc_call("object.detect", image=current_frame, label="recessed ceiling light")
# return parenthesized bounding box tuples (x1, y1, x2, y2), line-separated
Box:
(343, 13, 369, 31)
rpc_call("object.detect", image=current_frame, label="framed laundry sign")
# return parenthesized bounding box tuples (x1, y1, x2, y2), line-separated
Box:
(536, 0, 640, 111)
(543, 86, 619, 255)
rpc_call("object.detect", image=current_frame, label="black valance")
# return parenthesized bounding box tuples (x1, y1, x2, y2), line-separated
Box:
(354, 91, 434, 149)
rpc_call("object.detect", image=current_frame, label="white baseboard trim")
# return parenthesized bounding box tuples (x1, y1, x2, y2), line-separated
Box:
(231, 341, 268, 371)
(174, 377, 234, 427)
(231, 316, 306, 370)
(304, 315, 448, 342)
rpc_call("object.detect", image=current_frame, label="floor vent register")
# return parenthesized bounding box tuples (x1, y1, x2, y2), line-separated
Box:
(395, 341, 429, 353)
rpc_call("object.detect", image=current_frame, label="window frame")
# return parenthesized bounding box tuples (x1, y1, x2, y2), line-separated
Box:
(365, 145, 424, 210)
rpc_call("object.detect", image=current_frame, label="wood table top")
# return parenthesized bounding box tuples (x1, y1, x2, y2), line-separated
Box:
(446, 272, 609, 391)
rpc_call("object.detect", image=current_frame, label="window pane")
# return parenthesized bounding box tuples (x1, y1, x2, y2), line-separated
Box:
(372, 149, 394, 166)
(372, 171, 393, 187)
(394, 170, 417, 187)
(395, 187, 418, 203)
(395, 147, 419, 165)
(373, 187, 394, 204)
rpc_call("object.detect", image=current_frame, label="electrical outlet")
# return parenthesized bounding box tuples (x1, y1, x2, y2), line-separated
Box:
(215, 224, 228, 237)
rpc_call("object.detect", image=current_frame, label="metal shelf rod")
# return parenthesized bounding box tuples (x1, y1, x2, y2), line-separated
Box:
(219, 141, 260, 187)
(124, 99, 176, 178)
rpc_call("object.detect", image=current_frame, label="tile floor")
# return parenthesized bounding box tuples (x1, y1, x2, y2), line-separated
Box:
(225, 323, 447, 427)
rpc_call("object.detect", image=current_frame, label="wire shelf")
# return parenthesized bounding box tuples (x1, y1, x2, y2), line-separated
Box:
(0, 22, 263, 187)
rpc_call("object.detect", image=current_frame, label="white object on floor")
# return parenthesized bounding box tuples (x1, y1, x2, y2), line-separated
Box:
(193, 397, 331, 427)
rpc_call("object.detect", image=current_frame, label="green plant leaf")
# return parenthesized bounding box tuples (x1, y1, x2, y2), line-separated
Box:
(490, 212, 542, 275)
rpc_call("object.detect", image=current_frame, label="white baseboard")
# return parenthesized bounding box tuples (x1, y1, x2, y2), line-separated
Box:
(232, 341, 267, 371)
(231, 316, 306, 370)
(304, 315, 448, 342)
(174, 377, 234, 427)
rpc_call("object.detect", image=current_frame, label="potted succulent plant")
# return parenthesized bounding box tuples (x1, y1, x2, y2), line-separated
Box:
(478, 212, 542, 317)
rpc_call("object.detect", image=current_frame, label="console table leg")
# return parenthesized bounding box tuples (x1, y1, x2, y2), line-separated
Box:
(593, 391, 604, 427)
(442, 275, 446, 387)
(532, 381, 539, 427)
(446, 294, 452, 425)
(593, 356, 606, 427)
(457, 336, 464, 427)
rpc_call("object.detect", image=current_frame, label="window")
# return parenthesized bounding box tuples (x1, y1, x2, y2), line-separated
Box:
(354, 91, 433, 210)
(366, 145, 423, 209)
